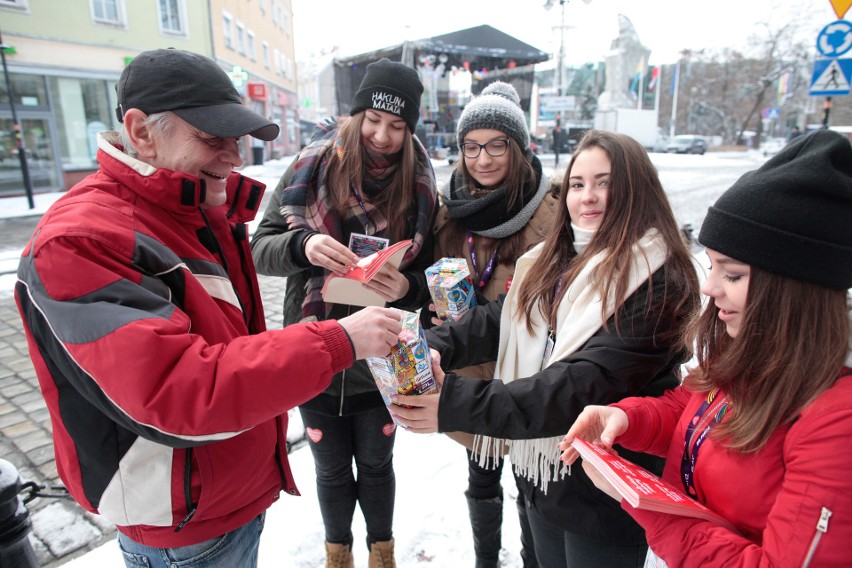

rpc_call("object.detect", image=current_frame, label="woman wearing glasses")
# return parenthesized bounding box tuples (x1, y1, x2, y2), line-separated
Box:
(397, 129, 700, 567)
(427, 81, 559, 568)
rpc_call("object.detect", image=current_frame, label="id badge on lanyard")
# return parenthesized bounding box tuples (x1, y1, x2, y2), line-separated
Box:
(542, 330, 555, 370)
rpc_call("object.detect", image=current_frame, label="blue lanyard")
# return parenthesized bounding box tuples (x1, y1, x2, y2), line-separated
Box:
(467, 232, 499, 291)
(350, 185, 375, 235)
(680, 389, 730, 498)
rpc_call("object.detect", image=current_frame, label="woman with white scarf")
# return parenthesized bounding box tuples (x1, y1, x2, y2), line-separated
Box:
(394, 130, 700, 567)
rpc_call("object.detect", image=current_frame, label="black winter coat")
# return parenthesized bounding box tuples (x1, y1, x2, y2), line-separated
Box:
(426, 268, 687, 545)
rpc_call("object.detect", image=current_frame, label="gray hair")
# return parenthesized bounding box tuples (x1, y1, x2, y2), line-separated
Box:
(118, 112, 177, 158)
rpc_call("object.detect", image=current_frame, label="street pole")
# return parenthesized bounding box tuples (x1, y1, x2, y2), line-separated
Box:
(669, 61, 680, 139)
(558, 0, 566, 125)
(0, 29, 34, 209)
(822, 96, 832, 129)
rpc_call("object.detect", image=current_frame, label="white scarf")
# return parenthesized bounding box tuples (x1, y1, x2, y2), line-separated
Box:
(471, 228, 669, 493)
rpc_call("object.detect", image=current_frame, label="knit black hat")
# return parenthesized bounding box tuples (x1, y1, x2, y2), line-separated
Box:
(699, 129, 852, 290)
(115, 48, 279, 141)
(350, 59, 423, 133)
(457, 81, 530, 151)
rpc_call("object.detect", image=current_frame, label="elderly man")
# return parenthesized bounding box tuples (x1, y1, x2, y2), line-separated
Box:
(14, 48, 401, 568)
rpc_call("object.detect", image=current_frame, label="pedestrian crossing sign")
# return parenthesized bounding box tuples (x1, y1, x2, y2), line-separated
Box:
(810, 58, 852, 95)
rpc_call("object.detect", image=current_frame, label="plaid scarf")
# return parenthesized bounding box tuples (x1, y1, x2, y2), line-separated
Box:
(280, 122, 436, 319)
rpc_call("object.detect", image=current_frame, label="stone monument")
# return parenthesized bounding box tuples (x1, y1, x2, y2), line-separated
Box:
(597, 14, 651, 111)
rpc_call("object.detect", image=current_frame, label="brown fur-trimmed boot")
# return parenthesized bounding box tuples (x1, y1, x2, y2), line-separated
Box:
(325, 541, 354, 568)
(368, 538, 396, 568)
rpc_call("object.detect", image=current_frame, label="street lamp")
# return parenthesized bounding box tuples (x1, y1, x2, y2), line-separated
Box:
(0, 29, 34, 209)
(543, 0, 592, 125)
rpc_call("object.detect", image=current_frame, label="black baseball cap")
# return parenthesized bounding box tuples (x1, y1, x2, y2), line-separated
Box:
(115, 48, 279, 141)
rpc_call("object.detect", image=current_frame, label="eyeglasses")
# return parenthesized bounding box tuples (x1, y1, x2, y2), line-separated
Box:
(461, 138, 510, 159)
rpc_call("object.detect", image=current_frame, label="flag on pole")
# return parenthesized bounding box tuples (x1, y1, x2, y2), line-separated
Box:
(670, 62, 679, 94)
(648, 66, 659, 91)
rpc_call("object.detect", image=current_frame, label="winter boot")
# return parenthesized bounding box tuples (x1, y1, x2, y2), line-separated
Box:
(465, 490, 503, 568)
(367, 538, 396, 568)
(324, 541, 354, 568)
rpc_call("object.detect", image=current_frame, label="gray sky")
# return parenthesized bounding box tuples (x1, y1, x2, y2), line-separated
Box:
(292, 0, 833, 65)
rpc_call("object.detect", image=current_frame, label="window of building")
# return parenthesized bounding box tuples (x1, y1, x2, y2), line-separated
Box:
(222, 11, 233, 49)
(0, 72, 49, 107)
(262, 42, 270, 69)
(46, 76, 115, 170)
(90, 0, 125, 26)
(273, 49, 281, 76)
(158, 0, 186, 35)
(270, 0, 277, 25)
(0, 0, 30, 12)
(247, 31, 256, 61)
(259, 0, 265, 12)
(236, 21, 245, 55)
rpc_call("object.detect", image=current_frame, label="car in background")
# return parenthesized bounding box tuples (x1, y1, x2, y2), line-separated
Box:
(667, 135, 707, 155)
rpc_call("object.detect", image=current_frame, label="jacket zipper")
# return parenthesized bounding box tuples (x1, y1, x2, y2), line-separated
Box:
(801, 506, 832, 568)
(175, 447, 197, 531)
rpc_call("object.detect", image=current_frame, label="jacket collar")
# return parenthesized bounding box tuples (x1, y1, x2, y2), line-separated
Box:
(96, 131, 265, 222)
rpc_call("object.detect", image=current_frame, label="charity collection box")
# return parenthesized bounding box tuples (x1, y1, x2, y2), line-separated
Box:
(367, 310, 437, 423)
(425, 257, 476, 321)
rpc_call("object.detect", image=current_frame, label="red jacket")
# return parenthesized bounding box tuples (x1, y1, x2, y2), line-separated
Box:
(15, 133, 353, 547)
(614, 369, 852, 567)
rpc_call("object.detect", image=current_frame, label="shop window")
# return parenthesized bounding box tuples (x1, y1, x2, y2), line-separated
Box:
(0, 72, 48, 108)
(47, 76, 113, 170)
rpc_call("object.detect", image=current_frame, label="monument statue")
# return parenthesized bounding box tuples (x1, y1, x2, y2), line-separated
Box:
(597, 14, 651, 111)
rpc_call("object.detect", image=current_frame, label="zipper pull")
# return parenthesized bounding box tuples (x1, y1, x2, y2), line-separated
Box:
(817, 507, 832, 533)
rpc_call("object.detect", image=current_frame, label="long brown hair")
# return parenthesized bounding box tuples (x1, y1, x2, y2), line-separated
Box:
(517, 130, 698, 335)
(684, 268, 850, 453)
(324, 112, 417, 241)
(441, 139, 539, 264)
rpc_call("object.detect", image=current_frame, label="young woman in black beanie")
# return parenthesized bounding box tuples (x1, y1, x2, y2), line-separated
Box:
(397, 129, 700, 567)
(426, 81, 560, 568)
(560, 129, 852, 567)
(251, 58, 437, 568)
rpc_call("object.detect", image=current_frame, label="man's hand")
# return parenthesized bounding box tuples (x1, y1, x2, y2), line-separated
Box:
(305, 234, 359, 276)
(338, 307, 401, 359)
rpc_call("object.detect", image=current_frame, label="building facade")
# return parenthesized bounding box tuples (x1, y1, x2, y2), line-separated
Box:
(0, 0, 297, 196)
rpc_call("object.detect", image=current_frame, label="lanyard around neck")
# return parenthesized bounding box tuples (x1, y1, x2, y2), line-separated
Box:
(467, 232, 499, 291)
(350, 185, 375, 235)
(680, 388, 730, 498)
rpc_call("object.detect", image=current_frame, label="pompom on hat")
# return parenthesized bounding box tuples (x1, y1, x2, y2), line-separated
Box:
(456, 81, 530, 152)
(349, 58, 423, 133)
(698, 129, 852, 290)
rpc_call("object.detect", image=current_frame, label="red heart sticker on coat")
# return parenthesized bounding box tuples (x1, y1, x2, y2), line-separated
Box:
(382, 423, 396, 437)
(306, 427, 323, 443)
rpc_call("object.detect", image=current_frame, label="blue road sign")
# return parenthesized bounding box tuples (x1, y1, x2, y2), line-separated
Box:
(817, 20, 852, 58)
(810, 58, 852, 95)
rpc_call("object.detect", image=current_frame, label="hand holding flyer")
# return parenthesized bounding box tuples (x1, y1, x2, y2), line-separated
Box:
(321, 239, 413, 306)
(571, 438, 737, 532)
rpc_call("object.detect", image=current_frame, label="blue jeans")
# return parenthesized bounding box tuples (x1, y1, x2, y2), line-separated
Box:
(299, 405, 396, 550)
(525, 498, 646, 568)
(118, 513, 265, 568)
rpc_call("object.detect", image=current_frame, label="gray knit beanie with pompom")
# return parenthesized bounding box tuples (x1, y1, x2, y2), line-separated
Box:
(457, 81, 530, 151)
